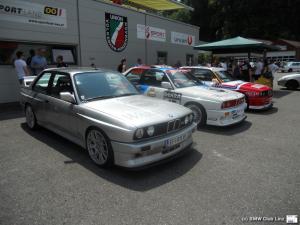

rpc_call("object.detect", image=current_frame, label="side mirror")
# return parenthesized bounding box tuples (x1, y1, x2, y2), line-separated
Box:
(60, 92, 76, 104)
(161, 81, 172, 89)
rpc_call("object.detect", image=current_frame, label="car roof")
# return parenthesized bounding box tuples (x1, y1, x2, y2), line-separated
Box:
(43, 67, 119, 76)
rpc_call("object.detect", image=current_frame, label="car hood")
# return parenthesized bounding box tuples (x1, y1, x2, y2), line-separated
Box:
(223, 81, 271, 91)
(83, 95, 191, 127)
(176, 86, 244, 101)
(279, 74, 300, 80)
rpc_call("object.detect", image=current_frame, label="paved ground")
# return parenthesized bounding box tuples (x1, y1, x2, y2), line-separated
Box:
(0, 73, 299, 225)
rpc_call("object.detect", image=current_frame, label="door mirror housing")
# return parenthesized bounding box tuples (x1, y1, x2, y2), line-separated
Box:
(161, 81, 173, 89)
(60, 92, 76, 104)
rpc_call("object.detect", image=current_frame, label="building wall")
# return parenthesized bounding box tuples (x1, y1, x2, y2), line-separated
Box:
(0, 0, 199, 103)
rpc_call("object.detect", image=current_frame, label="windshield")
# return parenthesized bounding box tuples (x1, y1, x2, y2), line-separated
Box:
(167, 70, 200, 88)
(215, 70, 235, 82)
(74, 72, 139, 102)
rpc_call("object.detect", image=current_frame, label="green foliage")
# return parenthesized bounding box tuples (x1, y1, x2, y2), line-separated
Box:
(164, 9, 191, 23)
(185, 0, 300, 41)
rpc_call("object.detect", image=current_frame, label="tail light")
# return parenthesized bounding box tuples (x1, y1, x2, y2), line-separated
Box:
(222, 97, 244, 109)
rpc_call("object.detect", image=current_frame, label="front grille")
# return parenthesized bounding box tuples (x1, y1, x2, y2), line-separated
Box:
(261, 90, 273, 97)
(167, 119, 181, 133)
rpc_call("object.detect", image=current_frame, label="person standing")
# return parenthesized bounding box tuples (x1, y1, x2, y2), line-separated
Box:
(135, 58, 143, 67)
(232, 61, 241, 79)
(254, 58, 263, 80)
(117, 58, 126, 73)
(56, 55, 68, 68)
(268, 60, 279, 74)
(30, 48, 47, 75)
(26, 49, 36, 75)
(14, 51, 29, 85)
(240, 60, 252, 82)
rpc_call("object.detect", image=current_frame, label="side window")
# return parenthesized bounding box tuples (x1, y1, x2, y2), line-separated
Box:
(126, 68, 144, 84)
(140, 70, 166, 87)
(193, 69, 214, 81)
(33, 72, 52, 94)
(49, 73, 73, 98)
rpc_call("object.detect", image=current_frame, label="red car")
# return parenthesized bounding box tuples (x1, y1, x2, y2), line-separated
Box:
(180, 66, 273, 110)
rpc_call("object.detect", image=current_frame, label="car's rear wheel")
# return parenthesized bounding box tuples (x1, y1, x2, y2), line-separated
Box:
(25, 105, 38, 130)
(286, 80, 299, 90)
(86, 129, 113, 167)
(186, 103, 206, 128)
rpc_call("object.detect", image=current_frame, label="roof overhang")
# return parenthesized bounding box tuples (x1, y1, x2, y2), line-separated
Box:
(127, 0, 193, 11)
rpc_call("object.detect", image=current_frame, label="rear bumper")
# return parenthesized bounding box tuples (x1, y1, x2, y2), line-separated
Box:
(249, 102, 273, 110)
(206, 103, 247, 127)
(111, 123, 196, 168)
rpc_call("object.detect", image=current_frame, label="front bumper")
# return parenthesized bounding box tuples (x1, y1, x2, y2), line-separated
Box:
(111, 123, 197, 168)
(248, 97, 273, 110)
(206, 103, 247, 127)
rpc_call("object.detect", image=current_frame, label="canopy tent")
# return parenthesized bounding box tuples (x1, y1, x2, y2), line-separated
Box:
(194, 36, 279, 57)
(126, 0, 193, 11)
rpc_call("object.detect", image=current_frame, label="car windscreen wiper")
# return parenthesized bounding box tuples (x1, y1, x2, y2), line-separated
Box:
(114, 93, 139, 98)
(84, 95, 115, 102)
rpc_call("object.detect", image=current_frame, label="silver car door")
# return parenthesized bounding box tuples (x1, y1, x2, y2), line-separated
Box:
(46, 73, 80, 139)
(30, 72, 52, 124)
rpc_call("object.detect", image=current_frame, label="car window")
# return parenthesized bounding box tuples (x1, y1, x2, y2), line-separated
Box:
(140, 70, 167, 87)
(74, 71, 138, 101)
(33, 72, 52, 94)
(167, 70, 198, 88)
(215, 70, 234, 82)
(192, 69, 214, 81)
(49, 73, 73, 98)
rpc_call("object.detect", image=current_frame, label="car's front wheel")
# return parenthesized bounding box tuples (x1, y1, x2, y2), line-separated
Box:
(25, 105, 38, 130)
(186, 103, 207, 128)
(286, 80, 299, 90)
(86, 129, 114, 167)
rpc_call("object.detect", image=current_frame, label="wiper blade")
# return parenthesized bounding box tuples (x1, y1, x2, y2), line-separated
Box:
(84, 96, 114, 102)
(115, 93, 138, 97)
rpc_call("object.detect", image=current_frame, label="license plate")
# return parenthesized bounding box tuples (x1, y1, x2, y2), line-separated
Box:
(231, 109, 243, 119)
(164, 134, 186, 148)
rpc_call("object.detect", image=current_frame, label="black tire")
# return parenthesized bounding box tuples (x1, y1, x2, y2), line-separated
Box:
(286, 80, 299, 90)
(185, 103, 207, 128)
(288, 69, 293, 73)
(86, 128, 114, 168)
(25, 105, 38, 130)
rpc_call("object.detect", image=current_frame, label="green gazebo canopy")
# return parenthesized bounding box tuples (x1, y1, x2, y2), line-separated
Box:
(194, 36, 278, 54)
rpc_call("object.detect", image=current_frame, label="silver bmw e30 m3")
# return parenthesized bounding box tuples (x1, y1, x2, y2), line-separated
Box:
(20, 68, 196, 168)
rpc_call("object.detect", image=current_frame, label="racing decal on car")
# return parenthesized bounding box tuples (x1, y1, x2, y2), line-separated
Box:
(147, 87, 156, 97)
(105, 12, 128, 52)
(163, 91, 182, 104)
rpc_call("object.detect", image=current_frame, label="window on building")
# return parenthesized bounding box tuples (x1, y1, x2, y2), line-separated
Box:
(186, 54, 194, 66)
(0, 41, 77, 66)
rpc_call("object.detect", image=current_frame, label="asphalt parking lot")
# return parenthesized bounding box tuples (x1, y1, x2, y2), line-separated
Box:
(0, 73, 299, 225)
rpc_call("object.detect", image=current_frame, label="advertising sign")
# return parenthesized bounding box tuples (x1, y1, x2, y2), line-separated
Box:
(0, 0, 67, 28)
(137, 24, 166, 42)
(171, 31, 195, 46)
(105, 12, 128, 52)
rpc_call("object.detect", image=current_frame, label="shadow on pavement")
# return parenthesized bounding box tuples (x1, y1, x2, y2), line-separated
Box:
(0, 103, 24, 121)
(21, 123, 202, 192)
(197, 120, 252, 136)
(272, 89, 295, 99)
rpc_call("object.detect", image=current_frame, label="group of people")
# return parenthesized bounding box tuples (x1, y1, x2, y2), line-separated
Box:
(14, 48, 68, 84)
(216, 58, 279, 82)
(117, 58, 143, 73)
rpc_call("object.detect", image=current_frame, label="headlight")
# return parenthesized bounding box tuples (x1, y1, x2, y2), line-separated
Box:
(184, 116, 189, 125)
(135, 128, 144, 139)
(146, 126, 155, 136)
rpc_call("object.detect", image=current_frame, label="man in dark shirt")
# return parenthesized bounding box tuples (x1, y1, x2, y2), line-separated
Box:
(240, 60, 252, 82)
(56, 55, 68, 68)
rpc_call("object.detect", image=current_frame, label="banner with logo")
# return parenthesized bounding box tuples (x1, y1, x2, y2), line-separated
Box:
(105, 12, 128, 52)
(0, 0, 67, 28)
(171, 31, 195, 46)
(137, 24, 166, 42)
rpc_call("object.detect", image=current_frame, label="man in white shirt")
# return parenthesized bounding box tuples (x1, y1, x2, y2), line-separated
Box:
(14, 51, 29, 84)
(268, 60, 279, 74)
(254, 58, 263, 80)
